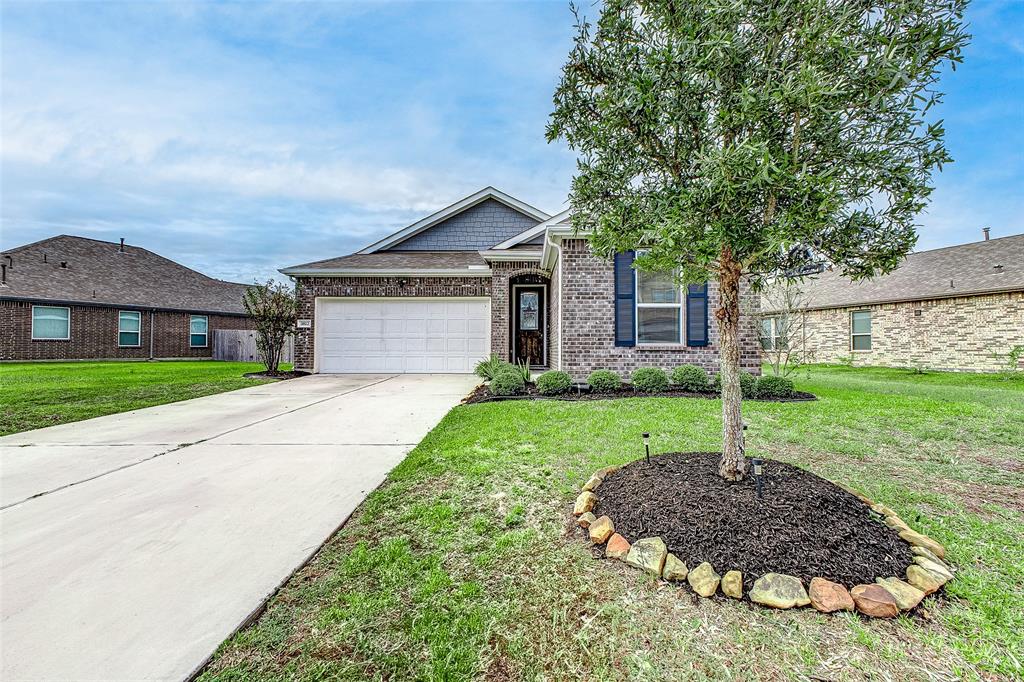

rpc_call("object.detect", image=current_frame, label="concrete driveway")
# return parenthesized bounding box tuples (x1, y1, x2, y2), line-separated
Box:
(0, 373, 478, 681)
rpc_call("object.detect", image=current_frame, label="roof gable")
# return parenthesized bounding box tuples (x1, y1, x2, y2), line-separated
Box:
(0, 235, 251, 314)
(359, 187, 549, 253)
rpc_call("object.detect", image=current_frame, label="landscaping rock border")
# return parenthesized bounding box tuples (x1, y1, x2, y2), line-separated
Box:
(573, 464, 953, 618)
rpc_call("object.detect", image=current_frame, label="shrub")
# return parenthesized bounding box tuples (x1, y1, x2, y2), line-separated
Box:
(711, 371, 757, 398)
(509, 360, 533, 385)
(489, 369, 526, 396)
(587, 369, 622, 393)
(536, 370, 573, 395)
(671, 364, 711, 392)
(756, 375, 795, 399)
(631, 367, 670, 393)
(475, 354, 510, 381)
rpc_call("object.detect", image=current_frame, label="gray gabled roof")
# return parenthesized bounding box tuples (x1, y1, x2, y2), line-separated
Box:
(281, 251, 490, 276)
(0, 235, 252, 315)
(772, 233, 1024, 311)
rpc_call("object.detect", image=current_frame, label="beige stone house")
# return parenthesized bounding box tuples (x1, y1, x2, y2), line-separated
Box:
(762, 232, 1024, 372)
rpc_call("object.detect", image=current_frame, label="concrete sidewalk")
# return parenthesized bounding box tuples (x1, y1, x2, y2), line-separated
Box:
(0, 373, 478, 681)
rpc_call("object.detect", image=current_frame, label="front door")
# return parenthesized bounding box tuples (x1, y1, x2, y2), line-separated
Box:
(513, 286, 545, 366)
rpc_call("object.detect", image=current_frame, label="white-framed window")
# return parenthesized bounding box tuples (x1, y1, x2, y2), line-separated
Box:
(118, 310, 142, 347)
(760, 316, 787, 351)
(851, 310, 872, 351)
(31, 305, 70, 340)
(189, 315, 208, 348)
(636, 267, 683, 344)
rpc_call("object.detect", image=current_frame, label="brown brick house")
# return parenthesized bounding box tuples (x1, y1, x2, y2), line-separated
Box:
(0, 235, 253, 361)
(761, 232, 1024, 372)
(281, 187, 761, 379)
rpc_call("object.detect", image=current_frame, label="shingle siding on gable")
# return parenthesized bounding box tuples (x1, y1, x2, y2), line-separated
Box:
(387, 199, 540, 251)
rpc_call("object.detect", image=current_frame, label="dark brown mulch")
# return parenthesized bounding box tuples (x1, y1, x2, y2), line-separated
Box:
(593, 452, 913, 589)
(463, 384, 816, 405)
(243, 370, 309, 380)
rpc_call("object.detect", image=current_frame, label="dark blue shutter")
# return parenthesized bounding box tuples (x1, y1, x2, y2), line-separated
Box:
(614, 251, 636, 347)
(686, 283, 709, 346)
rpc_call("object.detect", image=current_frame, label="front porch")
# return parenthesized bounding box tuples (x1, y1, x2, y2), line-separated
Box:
(489, 261, 553, 369)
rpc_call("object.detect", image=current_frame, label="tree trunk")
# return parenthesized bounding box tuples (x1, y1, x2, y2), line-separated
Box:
(716, 247, 747, 481)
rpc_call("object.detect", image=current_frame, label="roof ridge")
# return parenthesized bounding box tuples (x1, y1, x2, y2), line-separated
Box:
(907, 232, 1024, 257)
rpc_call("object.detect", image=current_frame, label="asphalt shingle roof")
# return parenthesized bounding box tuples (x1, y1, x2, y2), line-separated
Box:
(770, 234, 1024, 311)
(282, 251, 489, 273)
(0, 235, 251, 314)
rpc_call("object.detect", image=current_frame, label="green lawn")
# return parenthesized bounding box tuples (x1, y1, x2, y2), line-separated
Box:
(201, 365, 1024, 681)
(0, 361, 283, 435)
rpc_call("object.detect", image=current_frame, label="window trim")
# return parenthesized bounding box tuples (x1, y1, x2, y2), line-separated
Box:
(189, 314, 209, 348)
(118, 310, 142, 348)
(850, 310, 872, 352)
(31, 305, 71, 341)
(634, 263, 684, 346)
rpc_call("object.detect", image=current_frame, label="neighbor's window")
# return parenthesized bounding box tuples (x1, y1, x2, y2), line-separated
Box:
(760, 316, 787, 351)
(851, 310, 872, 351)
(118, 311, 141, 347)
(636, 267, 682, 344)
(31, 306, 70, 340)
(189, 315, 208, 347)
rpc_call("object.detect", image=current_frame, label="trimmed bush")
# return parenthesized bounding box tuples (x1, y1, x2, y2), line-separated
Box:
(587, 369, 622, 393)
(711, 371, 757, 398)
(756, 374, 796, 399)
(489, 369, 526, 396)
(631, 367, 670, 393)
(671, 364, 711, 392)
(475, 354, 511, 381)
(536, 370, 573, 395)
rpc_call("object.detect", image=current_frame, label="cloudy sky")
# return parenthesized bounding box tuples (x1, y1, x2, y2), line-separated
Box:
(2, 1, 1021, 283)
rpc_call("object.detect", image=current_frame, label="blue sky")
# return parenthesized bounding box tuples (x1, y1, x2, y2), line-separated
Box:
(2, 1, 1022, 283)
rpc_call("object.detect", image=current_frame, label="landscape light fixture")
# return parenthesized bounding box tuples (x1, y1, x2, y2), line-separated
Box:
(642, 432, 651, 464)
(751, 458, 764, 499)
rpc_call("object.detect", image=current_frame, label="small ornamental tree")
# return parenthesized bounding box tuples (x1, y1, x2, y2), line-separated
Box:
(548, 0, 967, 480)
(243, 280, 298, 374)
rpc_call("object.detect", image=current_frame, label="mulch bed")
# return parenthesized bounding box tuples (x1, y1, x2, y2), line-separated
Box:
(243, 370, 309, 380)
(463, 384, 817, 405)
(593, 452, 912, 590)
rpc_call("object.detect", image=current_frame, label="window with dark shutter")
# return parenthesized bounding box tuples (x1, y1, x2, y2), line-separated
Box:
(614, 251, 636, 347)
(685, 283, 709, 346)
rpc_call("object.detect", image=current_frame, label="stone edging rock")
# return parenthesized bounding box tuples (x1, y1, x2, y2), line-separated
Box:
(573, 467, 953, 618)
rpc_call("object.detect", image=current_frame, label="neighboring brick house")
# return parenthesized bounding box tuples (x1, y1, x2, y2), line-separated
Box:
(0, 235, 254, 361)
(281, 186, 761, 379)
(761, 233, 1024, 372)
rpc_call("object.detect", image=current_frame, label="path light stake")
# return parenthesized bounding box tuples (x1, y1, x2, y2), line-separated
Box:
(642, 432, 651, 464)
(751, 458, 764, 500)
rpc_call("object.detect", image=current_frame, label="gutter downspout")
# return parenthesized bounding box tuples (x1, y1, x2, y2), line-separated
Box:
(545, 233, 563, 372)
(149, 310, 155, 360)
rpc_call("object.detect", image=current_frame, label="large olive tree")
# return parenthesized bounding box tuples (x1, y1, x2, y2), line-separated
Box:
(548, 0, 968, 480)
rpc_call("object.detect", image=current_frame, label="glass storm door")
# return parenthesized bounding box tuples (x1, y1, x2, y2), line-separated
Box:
(514, 287, 545, 366)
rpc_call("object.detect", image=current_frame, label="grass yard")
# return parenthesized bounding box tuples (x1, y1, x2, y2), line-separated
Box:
(201, 366, 1023, 681)
(0, 361, 283, 435)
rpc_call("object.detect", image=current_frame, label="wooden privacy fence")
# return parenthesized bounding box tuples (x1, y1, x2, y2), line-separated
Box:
(213, 329, 294, 364)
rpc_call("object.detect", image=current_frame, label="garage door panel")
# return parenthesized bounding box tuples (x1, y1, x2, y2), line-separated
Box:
(318, 298, 489, 374)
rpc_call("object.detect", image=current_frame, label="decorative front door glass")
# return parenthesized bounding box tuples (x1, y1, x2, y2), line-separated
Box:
(520, 291, 539, 331)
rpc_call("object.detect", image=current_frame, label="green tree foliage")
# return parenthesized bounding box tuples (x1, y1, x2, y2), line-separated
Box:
(548, 0, 968, 479)
(243, 280, 298, 374)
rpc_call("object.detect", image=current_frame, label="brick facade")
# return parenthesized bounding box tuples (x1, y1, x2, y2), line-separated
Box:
(488, 261, 551, 365)
(788, 291, 1024, 372)
(290, 240, 763, 378)
(292, 275, 492, 371)
(555, 239, 761, 381)
(0, 299, 252, 361)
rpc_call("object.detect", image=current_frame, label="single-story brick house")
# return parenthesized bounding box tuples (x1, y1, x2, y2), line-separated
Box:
(281, 187, 761, 379)
(761, 232, 1024, 372)
(0, 235, 254, 361)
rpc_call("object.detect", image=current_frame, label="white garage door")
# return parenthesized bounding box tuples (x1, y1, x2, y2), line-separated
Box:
(317, 298, 490, 373)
